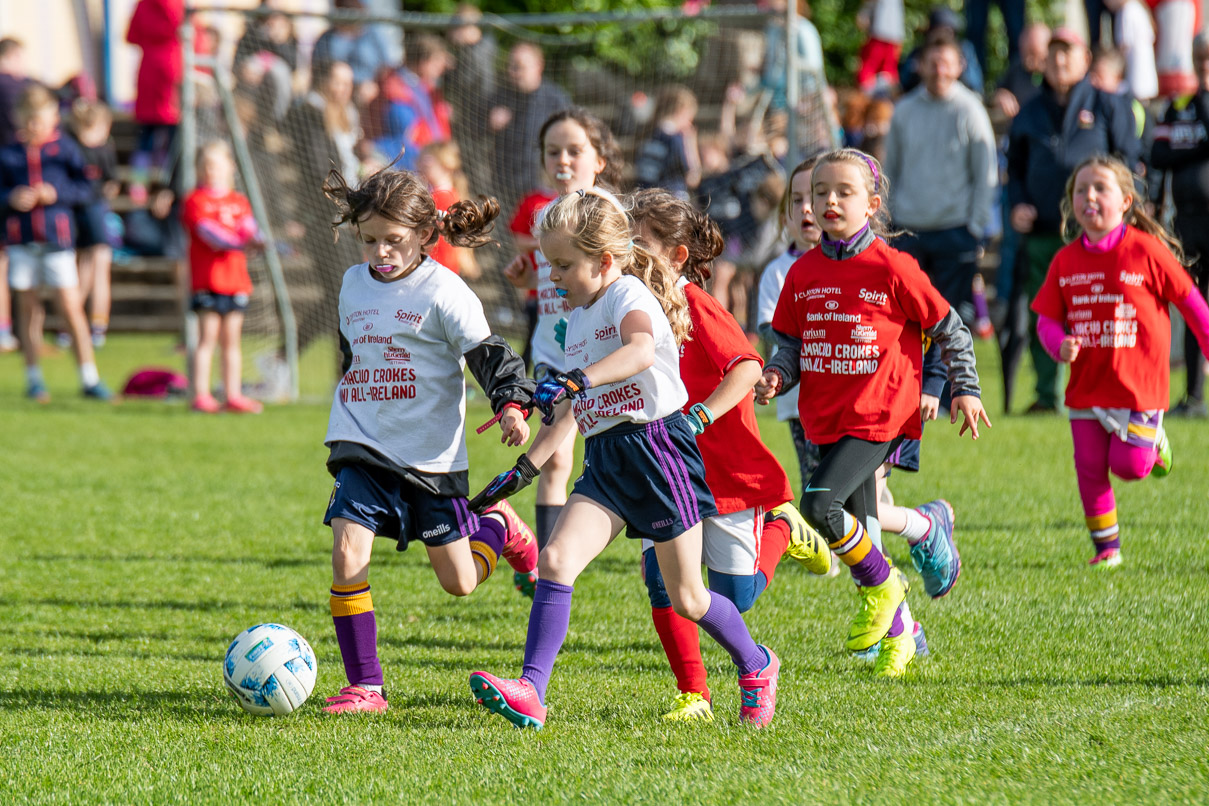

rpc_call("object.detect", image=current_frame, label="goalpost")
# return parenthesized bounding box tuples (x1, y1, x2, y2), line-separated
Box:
(180, 3, 836, 402)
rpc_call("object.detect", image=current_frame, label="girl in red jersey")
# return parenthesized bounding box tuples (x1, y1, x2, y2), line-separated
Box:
(756, 148, 990, 677)
(629, 188, 831, 721)
(501, 109, 625, 568)
(1031, 155, 1209, 569)
(181, 141, 263, 413)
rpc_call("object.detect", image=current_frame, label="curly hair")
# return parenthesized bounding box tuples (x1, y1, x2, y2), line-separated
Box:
(538, 107, 625, 191)
(1060, 155, 1186, 264)
(628, 188, 724, 287)
(537, 188, 692, 345)
(322, 164, 499, 252)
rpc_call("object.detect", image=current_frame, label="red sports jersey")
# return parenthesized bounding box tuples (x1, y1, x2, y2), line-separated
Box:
(681, 282, 792, 514)
(771, 239, 950, 444)
(1031, 226, 1192, 410)
(509, 190, 556, 301)
(429, 186, 459, 273)
(182, 188, 253, 295)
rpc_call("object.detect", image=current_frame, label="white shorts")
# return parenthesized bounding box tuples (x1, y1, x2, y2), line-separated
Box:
(642, 506, 766, 575)
(7, 243, 78, 290)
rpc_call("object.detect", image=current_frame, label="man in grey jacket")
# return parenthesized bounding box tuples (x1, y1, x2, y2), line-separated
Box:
(884, 30, 999, 325)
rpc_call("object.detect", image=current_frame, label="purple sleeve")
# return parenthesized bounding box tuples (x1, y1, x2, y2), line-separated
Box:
(237, 214, 262, 245)
(1036, 314, 1066, 361)
(1175, 288, 1209, 360)
(194, 219, 246, 251)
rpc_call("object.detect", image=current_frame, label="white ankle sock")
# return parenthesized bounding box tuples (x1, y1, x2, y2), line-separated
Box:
(79, 362, 100, 388)
(26, 365, 44, 386)
(900, 508, 931, 544)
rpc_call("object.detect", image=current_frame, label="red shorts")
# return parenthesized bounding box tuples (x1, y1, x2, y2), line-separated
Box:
(857, 38, 901, 89)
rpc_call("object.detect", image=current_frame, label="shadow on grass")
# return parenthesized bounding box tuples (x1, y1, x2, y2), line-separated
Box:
(984, 674, 1209, 689)
(0, 688, 224, 719)
(1, 595, 325, 613)
(26, 553, 314, 569)
(4, 646, 216, 663)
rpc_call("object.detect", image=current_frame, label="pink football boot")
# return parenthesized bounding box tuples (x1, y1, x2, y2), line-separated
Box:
(469, 672, 546, 729)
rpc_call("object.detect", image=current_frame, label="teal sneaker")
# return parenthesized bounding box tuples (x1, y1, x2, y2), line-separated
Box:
(909, 500, 960, 598)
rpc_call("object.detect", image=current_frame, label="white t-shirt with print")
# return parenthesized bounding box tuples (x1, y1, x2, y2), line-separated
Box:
(531, 247, 574, 371)
(562, 274, 687, 438)
(757, 249, 801, 423)
(325, 258, 491, 473)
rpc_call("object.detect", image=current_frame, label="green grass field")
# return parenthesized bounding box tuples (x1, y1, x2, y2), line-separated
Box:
(2, 335, 1208, 804)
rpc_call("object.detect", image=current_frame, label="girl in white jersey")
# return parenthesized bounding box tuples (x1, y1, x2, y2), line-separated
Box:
(501, 109, 625, 567)
(466, 188, 780, 730)
(318, 167, 540, 715)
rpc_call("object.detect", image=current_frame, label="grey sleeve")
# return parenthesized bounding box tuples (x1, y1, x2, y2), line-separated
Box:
(923, 309, 981, 398)
(765, 329, 802, 394)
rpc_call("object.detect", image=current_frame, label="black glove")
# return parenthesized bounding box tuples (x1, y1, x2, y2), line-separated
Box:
(531, 368, 591, 425)
(468, 454, 541, 513)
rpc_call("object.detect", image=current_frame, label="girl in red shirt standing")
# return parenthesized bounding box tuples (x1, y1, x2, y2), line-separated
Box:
(757, 148, 990, 677)
(181, 141, 263, 413)
(630, 189, 831, 721)
(1031, 156, 1209, 568)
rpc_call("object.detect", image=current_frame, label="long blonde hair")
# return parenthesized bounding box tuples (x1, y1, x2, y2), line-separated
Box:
(537, 188, 692, 345)
(1061, 155, 1186, 263)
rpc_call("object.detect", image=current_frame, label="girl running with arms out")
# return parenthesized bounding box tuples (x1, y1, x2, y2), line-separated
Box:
(469, 188, 780, 729)
(502, 109, 625, 572)
(756, 148, 990, 677)
(319, 166, 539, 714)
(630, 188, 829, 721)
(1031, 155, 1209, 568)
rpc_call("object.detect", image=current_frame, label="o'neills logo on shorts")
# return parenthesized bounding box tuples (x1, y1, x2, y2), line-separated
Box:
(384, 346, 412, 364)
(396, 310, 424, 327)
(422, 523, 452, 540)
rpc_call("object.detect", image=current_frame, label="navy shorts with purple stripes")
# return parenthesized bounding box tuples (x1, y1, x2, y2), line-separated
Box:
(573, 413, 718, 543)
(323, 464, 478, 552)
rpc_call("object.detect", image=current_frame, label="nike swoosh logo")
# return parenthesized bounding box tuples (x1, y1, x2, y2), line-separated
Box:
(803, 485, 830, 494)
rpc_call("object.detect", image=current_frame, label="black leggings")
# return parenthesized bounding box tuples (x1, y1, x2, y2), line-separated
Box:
(801, 436, 902, 543)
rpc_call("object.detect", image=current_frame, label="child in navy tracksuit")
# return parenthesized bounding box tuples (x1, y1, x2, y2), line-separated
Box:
(0, 84, 109, 401)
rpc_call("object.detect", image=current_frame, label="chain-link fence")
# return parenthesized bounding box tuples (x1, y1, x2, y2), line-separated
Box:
(181, 4, 835, 401)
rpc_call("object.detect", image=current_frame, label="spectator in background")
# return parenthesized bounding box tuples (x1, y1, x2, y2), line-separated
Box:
(856, 0, 905, 90)
(311, 0, 392, 106)
(444, 5, 498, 201)
(634, 85, 701, 199)
(965, 0, 1025, 80)
(365, 33, 452, 170)
(417, 140, 479, 278)
(761, 0, 825, 103)
(860, 96, 895, 165)
(67, 100, 120, 349)
(125, 0, 187, 196)
(0, 85, 110, 401)
(1150, 32, 1209, 417)
(0, 37, 31, 353)
(283, 60, 364, 364)
(899, 7, 983, 95)
(233, 0, 298, 126)
(1005, 27, 1141, 413)
(993, 22, 1050, 119)
(488, 42, 570, 214)
(1103, 0, 1158, 102)
(885, 31, 998, 331)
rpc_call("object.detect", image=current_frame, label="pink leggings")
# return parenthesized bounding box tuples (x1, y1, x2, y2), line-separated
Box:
(1070, 419, 1156, 518)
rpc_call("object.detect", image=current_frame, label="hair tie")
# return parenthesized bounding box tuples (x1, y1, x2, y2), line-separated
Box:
(862, 155, 880, 191)
(436, 209, 447, 221)
(576, 189, 586, 198)
(628, 238, 635, 250)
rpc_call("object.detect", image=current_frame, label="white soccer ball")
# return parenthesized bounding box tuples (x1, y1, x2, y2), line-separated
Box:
(223, 623, 317, 716)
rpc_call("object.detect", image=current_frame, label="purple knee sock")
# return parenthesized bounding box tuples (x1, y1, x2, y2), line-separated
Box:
(885, 604, 905, 638)
(520, 578, 574, 704)
(331, 604, 383, 686)
(696, 590, 765, 676)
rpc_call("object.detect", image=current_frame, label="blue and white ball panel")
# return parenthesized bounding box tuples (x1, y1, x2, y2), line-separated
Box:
(223, 623, 317, 716)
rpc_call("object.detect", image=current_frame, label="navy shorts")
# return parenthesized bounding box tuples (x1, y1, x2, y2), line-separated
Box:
(75, 202, 113, 249)
(323, 464, 479, 551)
(573, 413, 718, 543)
(192, 291, 250, 314)
(884, 437, 920, 474)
